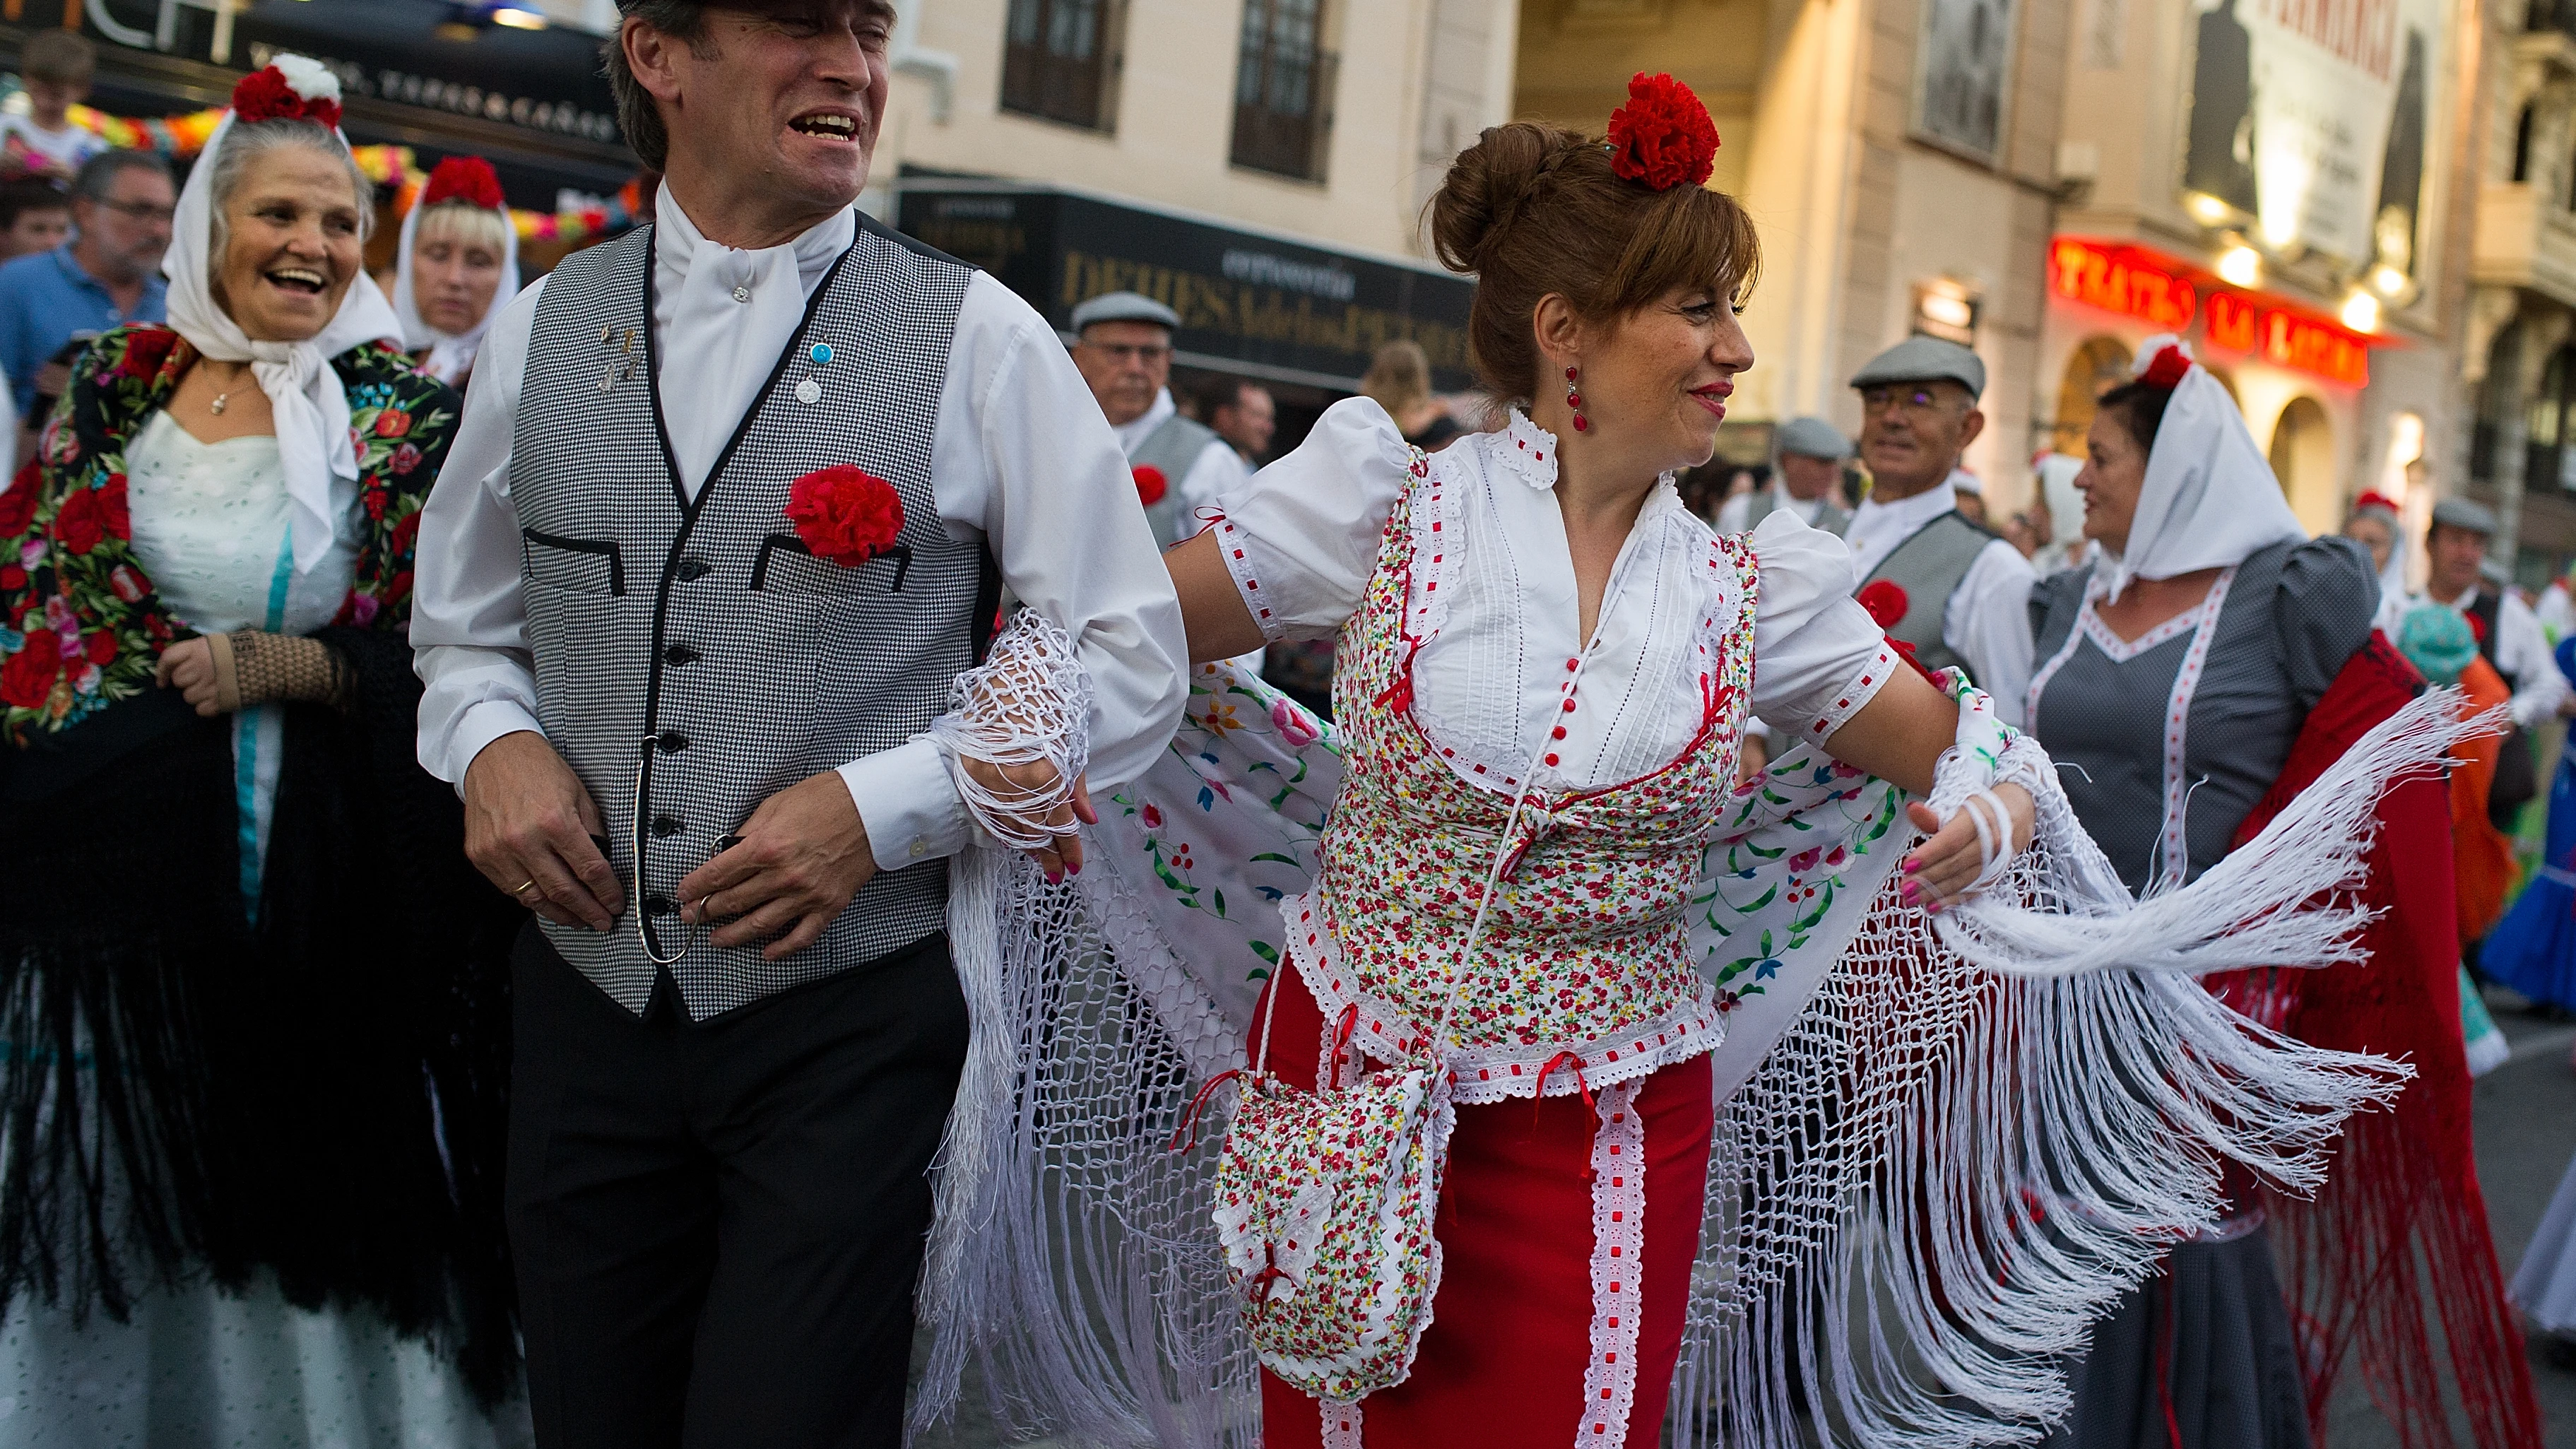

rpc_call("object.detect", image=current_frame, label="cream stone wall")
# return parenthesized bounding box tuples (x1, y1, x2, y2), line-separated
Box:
(876, 0, 1521, 264)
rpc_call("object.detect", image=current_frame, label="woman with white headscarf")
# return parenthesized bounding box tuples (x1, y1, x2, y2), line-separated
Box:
(0, 59, 524, 1441)
(394, 153, 517, 391)
(2027, 338, 2543, 1449)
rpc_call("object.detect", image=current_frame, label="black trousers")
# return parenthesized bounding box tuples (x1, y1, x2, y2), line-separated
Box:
(506, 925, 969, 1448)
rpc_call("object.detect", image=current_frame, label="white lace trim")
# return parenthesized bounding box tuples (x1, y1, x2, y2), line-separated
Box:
(1321, 1398, 1365, 1448)
(1210, 510, 1286, 641)
(1797, 641, 1901, 745)
(1495, 408, 1563, 490)
(1578, 1079, 1648, 1448)
(926, 608, 1094, 851)
(1282, 890, 1727, 1106)
(1403, 454, 1458, 646)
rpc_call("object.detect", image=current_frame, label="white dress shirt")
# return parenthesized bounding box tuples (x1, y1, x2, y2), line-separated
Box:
(411, 188, 1188, 867)
(1841, 478, 2036, 726)
(1713, 483, 1823, 536)
(1114, 388, 1251, 545)
(2416, 584, 2570, 728)
(1210, 400, 1895, 793)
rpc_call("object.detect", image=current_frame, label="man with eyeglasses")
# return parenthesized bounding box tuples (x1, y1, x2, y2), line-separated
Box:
(1068, 290, 1248, 545)
(1842, 335, 2036, 723)
(0, 149, 171, 420)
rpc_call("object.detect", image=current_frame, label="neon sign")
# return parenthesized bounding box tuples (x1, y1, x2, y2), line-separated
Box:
(2049, 239, 2197, 331)
(2204, 291, 2370, 386)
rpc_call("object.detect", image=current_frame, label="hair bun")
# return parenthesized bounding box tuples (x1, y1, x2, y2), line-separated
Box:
(1429, 122, 1588, 276)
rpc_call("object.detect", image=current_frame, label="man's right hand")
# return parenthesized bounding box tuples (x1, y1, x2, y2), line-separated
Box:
(463, 731, 625, 931)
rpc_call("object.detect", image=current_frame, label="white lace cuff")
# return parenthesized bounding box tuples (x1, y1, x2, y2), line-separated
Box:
(927, 609, 1096, 851)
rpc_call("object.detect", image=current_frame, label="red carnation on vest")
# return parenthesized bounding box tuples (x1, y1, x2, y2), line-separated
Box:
(1606, 73, 1719, 191)
(231, 65, 343, 131)
(1133, 464, 1169, 508)
(422, 155, 505, 212)
(1855, 579, 1942, 685)
(785, 465, 904, 567)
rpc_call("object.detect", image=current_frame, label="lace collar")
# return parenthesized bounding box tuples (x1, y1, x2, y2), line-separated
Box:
(1491, 409, 1563, 490)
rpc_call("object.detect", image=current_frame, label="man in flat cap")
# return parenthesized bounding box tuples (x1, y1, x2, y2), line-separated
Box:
(410, 2, 1186, 1442)
(1716, 415, 1853, 537)
(2410, 496, 2568, 827)
(1070, 288, 1250, 545)
(1843, 335, 2036, 723)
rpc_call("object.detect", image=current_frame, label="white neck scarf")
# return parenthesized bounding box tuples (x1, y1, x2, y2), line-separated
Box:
(163, 111, 406, 575)
(391, 197, 519, 386)
(2100, 335, 2308, 603)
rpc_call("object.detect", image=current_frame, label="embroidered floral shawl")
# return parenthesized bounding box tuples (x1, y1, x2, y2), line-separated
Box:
(0, 323, 456, 743)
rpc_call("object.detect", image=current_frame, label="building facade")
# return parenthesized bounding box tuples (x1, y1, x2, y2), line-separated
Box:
(2469, 0, 2576, 585)
(1513, 0, 2073, 511)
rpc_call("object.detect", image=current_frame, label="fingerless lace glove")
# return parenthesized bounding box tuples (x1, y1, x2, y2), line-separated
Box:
(204, 631, 355, 714)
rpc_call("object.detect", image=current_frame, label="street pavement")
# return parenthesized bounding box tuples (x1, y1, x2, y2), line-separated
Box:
(2319, 1003, 2576, 1447)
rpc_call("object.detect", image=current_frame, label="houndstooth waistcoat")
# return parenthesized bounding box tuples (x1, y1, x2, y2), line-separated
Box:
(511, 219, 988, 1019)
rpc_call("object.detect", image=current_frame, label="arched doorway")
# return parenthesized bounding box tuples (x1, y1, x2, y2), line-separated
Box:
(2268, 397, 2334, 517)
(2052, 336, 2132, 454)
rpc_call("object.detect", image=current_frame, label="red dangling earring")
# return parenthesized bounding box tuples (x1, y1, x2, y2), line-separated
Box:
(1564, 366, 1588, 433)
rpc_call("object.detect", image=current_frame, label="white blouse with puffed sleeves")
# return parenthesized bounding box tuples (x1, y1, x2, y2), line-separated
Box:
(1206, 398, 1898, 795)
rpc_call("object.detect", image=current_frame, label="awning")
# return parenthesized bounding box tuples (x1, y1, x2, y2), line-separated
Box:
(895, 178, 1476, 395)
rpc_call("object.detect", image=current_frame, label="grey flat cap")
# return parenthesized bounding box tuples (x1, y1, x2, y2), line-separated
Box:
(1850, 335, 1986, 398)
(1775, 415, 1850, 461)
(1070, 290, 1178, 333)
(2430, 497, 2500, 536)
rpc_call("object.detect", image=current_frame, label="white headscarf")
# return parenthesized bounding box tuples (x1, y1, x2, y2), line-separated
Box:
(2099, 334, 2307, 603)
(162, 61, 406, 576)
(2029, 451, 2090, 577)
(391, 188, 518, 386)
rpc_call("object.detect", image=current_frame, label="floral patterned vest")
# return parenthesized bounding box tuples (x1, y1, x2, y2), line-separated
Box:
(1281, 460, 1759, 1104)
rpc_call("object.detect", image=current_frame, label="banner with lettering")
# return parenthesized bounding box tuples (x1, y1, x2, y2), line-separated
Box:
(2182, 0, 2442, 271)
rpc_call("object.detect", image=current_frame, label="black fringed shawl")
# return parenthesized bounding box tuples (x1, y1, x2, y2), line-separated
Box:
(0, 327, 524, 1406)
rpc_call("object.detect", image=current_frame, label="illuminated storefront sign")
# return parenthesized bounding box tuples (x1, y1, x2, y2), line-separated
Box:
(2051, 236, 2371, 386)
(2048, 239, 2197, 331)
(2203, 292, 2370, 386)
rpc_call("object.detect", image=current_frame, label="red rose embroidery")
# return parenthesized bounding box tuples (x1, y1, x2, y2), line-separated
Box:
(2139, 345, 2192, 391)
(784, 464, 904, 567)
(0, 465, 36, 539)
(391, 442, 424, 475)
(1606, 72, 1720, 191)
(1133, 465, 1169, 507)
(0, 630, 60, 709)
(1855, 579, 1909, 629)
(97, 475, 128, 541)
(107, 564, 148, 603)
(386, 569, 414, 605)
(0, 565, 20, 590)
(390, 510, 421, 555)
(373, 408, 412, 439)
(54, 487, 103, 554)
(82, 631, 114, 666)
(117, 327, 178, 382)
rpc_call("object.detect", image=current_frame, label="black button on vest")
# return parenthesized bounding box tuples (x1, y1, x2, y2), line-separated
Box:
(675, 558, 712, 581)
(650, 813, 683, 838)
(663, 644, 700, 666)
(657, 731, 689, 754)
(644, 894, 678, 917)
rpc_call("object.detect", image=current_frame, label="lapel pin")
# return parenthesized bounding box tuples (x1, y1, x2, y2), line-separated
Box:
(809, 343, 832, 366)
(793, 377, 822, 405)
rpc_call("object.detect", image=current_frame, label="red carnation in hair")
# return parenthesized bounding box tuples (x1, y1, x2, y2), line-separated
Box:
(785, 464, 904, 567)
(1606, 73, 1719, 191)
(2351, 490, 2401, 515)
(423, 155, 505, 211)
(1855, 580, 1910, 629)
(2139, 345, 2193, 391)
(232, 66, 343, 130)
(1133, 465, 1169, 508)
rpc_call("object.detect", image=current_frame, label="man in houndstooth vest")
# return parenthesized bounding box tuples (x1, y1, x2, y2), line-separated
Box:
(409, 3, 1186, 1442)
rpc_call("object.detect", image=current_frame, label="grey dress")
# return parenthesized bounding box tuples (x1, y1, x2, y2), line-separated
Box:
(2026, 535, 2377, 1449)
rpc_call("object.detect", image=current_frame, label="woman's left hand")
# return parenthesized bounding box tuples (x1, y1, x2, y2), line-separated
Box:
(1901, 782, 2034, 912)
(154, 636, 231, 717)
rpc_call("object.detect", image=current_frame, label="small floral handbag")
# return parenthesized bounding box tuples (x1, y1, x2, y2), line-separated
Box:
(1207, 998, 1458, 1402)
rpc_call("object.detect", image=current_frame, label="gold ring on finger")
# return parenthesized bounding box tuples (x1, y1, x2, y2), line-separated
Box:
(512, 880, 540, 897)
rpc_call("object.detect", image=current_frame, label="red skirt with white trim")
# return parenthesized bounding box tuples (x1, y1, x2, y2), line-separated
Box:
(1253, 966, 1715, 1449)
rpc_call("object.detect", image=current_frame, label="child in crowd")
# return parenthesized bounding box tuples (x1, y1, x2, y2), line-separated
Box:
(0, 178, 67, 262)
(0, 32, 104, 182)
